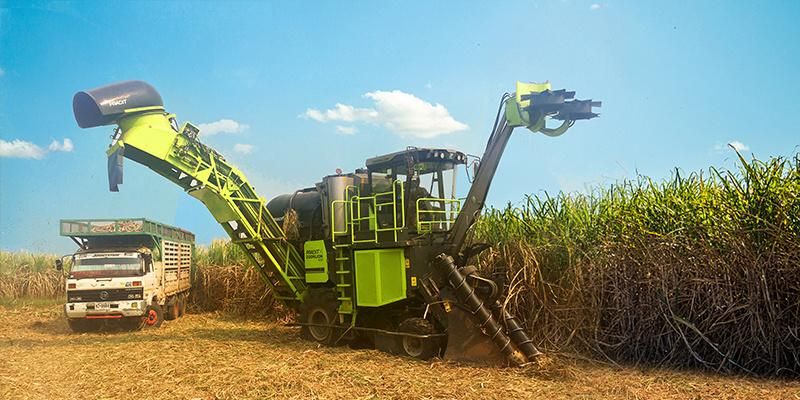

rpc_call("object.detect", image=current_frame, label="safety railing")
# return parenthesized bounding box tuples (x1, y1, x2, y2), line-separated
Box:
(328, 180, 405, 244)
(416, 198, 462, 233)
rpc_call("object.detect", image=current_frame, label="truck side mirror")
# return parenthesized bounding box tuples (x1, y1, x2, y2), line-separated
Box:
(55, 259, 63, 271)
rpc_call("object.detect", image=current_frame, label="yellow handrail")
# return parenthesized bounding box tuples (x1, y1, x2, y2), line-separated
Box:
(416, 198, 462, 233)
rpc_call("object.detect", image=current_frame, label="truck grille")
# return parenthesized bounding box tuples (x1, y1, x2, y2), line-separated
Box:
(67, 288, 144, 302)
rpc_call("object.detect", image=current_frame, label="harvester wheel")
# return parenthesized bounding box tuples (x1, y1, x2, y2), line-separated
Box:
(398, 318, 440, 360)
(142, 304, 164, 328)
(299, 290, 342, 346)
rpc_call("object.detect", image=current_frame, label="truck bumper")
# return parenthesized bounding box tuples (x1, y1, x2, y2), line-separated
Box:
(65, 300, 147, 319)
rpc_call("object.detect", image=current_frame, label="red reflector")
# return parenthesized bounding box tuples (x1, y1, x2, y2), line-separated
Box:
(68, 283, 76, 289)
(132, 281, 142, 287)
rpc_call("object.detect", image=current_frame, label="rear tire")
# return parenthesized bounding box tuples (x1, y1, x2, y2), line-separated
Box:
(67, 318, 101, 333)
(178, 295, 187, 317)
(165, 297, 180, 321)
(398, 317, 441, 360)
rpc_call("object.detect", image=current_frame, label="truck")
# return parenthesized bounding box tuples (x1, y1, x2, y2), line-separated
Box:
(72, 80, 599, 365)
(56, 218, 194, 332)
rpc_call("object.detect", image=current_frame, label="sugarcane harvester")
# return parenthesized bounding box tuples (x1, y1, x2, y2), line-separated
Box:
(72, 80, 600, 366)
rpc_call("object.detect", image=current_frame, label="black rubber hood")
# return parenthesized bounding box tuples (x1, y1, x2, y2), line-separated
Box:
(73, 80, 163, 128)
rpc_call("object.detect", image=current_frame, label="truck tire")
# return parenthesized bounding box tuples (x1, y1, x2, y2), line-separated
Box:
(165, 297, 180, 321)
(178, 294, 187, 317)
(143, 304, 164, 328)
(398, 317, 441, 360)
(67, 318, 101, 333)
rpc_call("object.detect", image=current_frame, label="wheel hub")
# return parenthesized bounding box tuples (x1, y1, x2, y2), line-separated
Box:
(402, 336, 424, 358)
(145, 309, 158, 326)
(308, 309, 331, 341)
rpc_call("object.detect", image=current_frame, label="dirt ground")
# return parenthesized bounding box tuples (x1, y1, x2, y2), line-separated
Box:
(1, 302, 798, 400)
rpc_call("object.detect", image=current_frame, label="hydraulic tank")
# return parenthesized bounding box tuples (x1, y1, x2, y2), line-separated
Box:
(323, 174, 356, 235)
(266, 190, 324, 241)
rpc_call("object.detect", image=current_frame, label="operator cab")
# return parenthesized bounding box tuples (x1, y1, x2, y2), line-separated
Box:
(365, 147, 467, 235)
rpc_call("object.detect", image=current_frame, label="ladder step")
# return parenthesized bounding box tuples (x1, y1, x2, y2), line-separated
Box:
(335, 257, 350, 261)
(335, 271, 351, 274)
(336, 284, 351, 288)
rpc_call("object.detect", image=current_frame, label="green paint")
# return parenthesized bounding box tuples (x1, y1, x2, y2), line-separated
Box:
(108, 111, 307, 302)
(304, 240, 328, 283)
(354, 248, 407, 307)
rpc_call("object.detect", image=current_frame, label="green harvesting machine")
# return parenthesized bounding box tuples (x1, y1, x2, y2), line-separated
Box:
(73, 80, 600, 365)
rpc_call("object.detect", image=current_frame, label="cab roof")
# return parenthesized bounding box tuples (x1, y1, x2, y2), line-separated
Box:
(366, 147, 467, 172)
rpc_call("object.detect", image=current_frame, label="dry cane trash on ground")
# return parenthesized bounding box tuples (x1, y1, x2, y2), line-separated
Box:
(1, 302, 798, 400)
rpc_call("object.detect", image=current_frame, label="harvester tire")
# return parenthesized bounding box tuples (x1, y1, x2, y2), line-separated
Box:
(165, 297, 180, 320)
(299, 289, 342, 346)
(67, 318, 101, 333)
(398, 317, 440, 360)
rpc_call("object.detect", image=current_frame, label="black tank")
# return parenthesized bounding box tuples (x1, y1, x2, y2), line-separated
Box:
(267, 189, 324, 241)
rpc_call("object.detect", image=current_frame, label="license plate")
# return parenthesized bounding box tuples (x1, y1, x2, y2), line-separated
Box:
(94, 302, 110, 310)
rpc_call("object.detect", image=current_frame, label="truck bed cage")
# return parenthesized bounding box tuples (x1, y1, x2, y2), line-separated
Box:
(60, 218, 195, 243)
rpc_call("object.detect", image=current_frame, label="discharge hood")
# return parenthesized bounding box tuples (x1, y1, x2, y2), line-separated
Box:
(73, 80, 163, 128)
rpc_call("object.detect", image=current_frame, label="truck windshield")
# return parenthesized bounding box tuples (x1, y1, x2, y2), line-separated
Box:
(72, 255, 143, 276)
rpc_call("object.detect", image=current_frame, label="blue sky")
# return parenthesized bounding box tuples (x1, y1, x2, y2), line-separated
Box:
(1, 1, 798, 253)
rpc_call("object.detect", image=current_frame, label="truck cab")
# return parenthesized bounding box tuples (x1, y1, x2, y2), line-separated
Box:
(58, 219, 194, 332)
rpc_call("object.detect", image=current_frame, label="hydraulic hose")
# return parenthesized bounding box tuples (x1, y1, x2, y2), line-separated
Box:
(434, 254, 527, 366)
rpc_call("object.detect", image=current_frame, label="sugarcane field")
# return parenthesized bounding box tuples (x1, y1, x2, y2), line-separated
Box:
(1, 2, 799, 400)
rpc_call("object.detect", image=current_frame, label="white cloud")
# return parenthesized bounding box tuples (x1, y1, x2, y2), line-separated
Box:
(335, 126, 358, 135)
(304, 90, 468, 139)
(233, 143, 254, 154)
(304, 104, 378, 123)
(590, 3, 601, 10)
(728, 140, 749, 152)
(715, 140, 750, 153)
(197, 119, 249, 136)
(0, 139, 46, 159)
(48, 138, 74, 152)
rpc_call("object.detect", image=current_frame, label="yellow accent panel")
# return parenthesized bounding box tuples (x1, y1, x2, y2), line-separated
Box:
(515, 81, 552, 108)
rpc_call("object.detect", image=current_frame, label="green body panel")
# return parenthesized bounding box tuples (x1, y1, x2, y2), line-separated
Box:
(303, 240, 328, 283)
(354, 248, 407, 307)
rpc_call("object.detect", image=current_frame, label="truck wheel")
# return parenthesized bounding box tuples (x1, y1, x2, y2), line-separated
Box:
(298, 289, 342, 346)
(165, 297, 180, 321)
(398, 318, 441, 360)
(178, 295, 187, 317)
(143, 304, 164, 328)
(67, 318, 101, 333)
